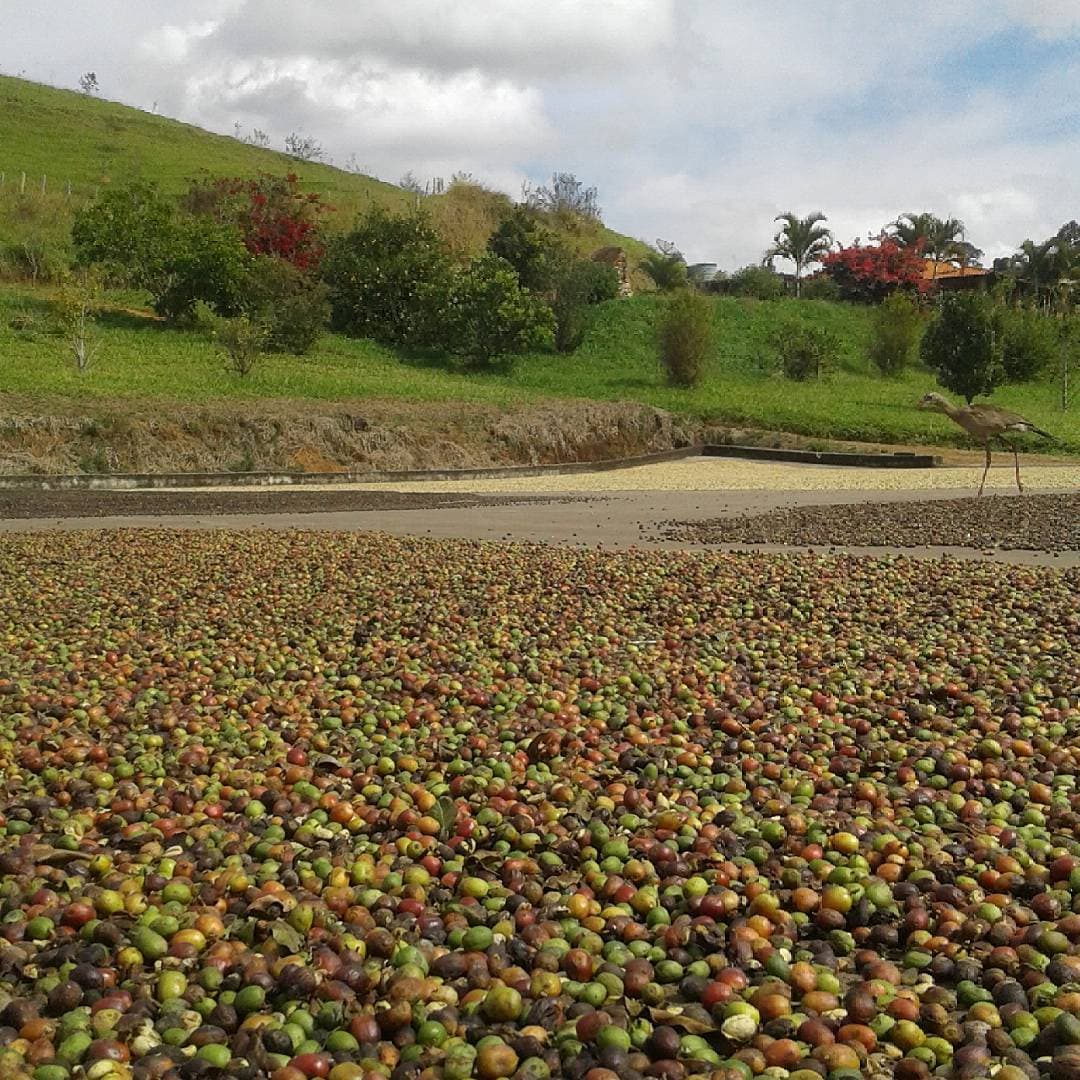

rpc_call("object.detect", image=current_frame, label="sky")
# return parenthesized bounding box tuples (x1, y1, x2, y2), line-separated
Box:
(2, 1, 1078, 270)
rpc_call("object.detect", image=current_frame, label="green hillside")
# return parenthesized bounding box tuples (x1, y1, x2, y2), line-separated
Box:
(0, 75, 407, 215)
(0, 75, 647, 263)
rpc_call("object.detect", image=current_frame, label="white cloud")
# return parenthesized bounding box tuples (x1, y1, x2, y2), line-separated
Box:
(0, 2, 1076, 268)
(1004, 0, 1080, 38)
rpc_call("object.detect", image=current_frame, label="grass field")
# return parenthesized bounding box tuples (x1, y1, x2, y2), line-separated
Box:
(3, 286, 1075, 453)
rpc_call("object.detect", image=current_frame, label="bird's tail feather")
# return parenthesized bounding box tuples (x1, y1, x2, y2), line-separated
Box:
(1030, 425, 1054, 440)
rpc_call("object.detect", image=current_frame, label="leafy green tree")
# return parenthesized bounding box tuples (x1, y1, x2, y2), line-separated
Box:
(658, 289, 713, 387)
(321, 208, 451, 347)
(153, 217, 252, 323)
(920, 291, 1004, 403)
(765, 212, 832, 297)
(439, 254, 554, 369)
(486, 207, 564, 292)
(71, 181, 176, 291)
(640, 240, 688, 292)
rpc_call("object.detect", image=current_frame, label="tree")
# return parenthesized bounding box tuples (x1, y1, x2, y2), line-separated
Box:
(151, 216, 252, 323)
(1056, 220, 1080, 248)
(487, 207, 564, 293)
(438, 254, 554, 369)
(890, 213, 966, 280)
(725, 264, 784, 300)
(71, 181, 176, 291)
(284, 132, 324, 162)
(765, 211, 832, 297)
(920, 291, 1004, 403)
(78, 72, 99, 95)
(320, 208, 451, 347)
(658, 289, 713, 387)
(523, 173, 601, 221)
(1007, 237, 1078, 310)
(640, 240, 688, 292)
(820, 238, 930, 303)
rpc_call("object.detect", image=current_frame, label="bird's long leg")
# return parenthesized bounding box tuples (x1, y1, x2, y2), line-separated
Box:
(1008, 440, 1023, 493)
(977, 444, 991, 497)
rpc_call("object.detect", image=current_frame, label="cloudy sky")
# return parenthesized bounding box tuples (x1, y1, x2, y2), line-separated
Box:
(2, 1, 1078, 269)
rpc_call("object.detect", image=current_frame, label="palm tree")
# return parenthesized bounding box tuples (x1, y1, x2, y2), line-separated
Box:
(765, 212, 832, 297)
(891, 212, 967, 280)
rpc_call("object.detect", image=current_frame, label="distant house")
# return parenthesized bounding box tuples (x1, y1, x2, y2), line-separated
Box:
(921, 259, 995, 292)
(591, 246, 633, 296)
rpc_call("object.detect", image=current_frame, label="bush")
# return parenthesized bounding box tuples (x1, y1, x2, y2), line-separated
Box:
(821, 239, 930, 303)
(321, 208, 451, 347)
(658, 289, 713, 387)
(216, 315, 266, 378)
(551, 259, 620, 353)
(640, 245, 688, 292)
(771, 322, 840, 381)
(920, 291, 1003, 402)
(182, 172, 328, 271)
(487, 207, 563, 292)
(436, 253, 554, 370)
(243, 257, 329, 354)
(726, 264, 784, 300)
(869, 292, 923, 376)
(152, 217, 252, 323)
(999, 306, 1058, 383)
(799, 274, 841, 301)
(72, 181, 176, 290)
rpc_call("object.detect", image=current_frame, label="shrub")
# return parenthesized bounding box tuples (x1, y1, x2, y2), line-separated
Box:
(869, 292, 923, 376)
(437, 253, 554, 369)
(799, 274, 841, 301)
(771, 322, 840, 381)
(551, 259, 620, 353)
(726, 264, 784, 300)
(487, 206, 563, 292)
(321, 208, 451, 347)
(152, 217, 252, 323)
(920, 291, 1003, 402)
(640, 243, 688, 292)
(821, 238, 930, 303)
(243, 257, 329, 354)
(182, 172, 328, 271)
(216, 315, 266, 378)
(71, 181, 176, 290)
(658, 289, 713, 387)
(999, 306, 1058, 383)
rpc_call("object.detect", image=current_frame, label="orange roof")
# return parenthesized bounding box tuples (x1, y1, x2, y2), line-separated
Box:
(921, 259, 989, 280)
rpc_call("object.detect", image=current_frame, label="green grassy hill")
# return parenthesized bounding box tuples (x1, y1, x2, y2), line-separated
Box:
(0, 75, 407, 214)
(0, 75, 648, 264)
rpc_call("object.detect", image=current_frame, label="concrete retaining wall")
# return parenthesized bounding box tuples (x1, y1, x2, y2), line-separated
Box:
(0, 444, 941, 491)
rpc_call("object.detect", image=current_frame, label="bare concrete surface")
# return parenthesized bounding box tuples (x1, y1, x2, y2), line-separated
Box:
(3, 485, 1077, 568)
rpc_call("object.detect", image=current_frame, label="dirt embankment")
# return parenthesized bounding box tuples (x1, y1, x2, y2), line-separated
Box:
(0, 400, 705, 476)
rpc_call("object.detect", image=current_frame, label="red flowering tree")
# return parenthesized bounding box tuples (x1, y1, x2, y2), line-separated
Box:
(182, 173, 328, 271)
(820, 237, 930, 303)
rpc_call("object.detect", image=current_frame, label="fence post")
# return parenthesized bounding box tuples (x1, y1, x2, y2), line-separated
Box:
(41, 174, 47, 194)
(20, 171, 26, 194)
(65, 181, 72, 198)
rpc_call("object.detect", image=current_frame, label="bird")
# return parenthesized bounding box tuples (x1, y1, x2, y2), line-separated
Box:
(917, 392, 1053, 496)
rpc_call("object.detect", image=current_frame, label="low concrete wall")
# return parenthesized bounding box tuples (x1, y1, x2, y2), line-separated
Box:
(0, 443, 941, 490)
(704, 445, 941, 468)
